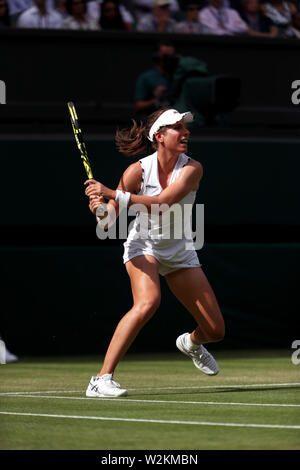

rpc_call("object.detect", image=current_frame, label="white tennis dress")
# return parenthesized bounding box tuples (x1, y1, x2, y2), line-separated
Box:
(123, 151, 201, 276)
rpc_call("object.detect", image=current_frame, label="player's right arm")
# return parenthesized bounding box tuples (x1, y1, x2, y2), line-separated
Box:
(88, 162, 142, 226)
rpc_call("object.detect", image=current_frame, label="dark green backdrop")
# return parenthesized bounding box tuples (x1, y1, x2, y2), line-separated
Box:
(1, 137, 299, 354)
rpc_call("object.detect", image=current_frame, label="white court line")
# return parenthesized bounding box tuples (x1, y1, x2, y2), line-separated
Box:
(0, 411, 299, 430)
(0, 390, 81, 395)
(1, 393, 300, 408)
(1, 382, 299, 395)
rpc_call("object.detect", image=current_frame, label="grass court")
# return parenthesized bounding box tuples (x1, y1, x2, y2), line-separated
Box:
(0, 349, 299, 450)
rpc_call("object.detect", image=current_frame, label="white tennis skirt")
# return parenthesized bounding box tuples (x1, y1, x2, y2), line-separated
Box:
(123, 236, 200, 276)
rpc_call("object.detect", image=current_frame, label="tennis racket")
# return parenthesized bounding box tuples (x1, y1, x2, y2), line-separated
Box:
(67, 101, 94, 180)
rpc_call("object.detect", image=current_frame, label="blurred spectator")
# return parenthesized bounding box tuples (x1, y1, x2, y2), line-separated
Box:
(7, 0, 32, 17)
(99, 0, 132, 30)
(137, 0, 178, 32)
(0, 0, 11, 26)
(291, 11, 300, 36)
(200, 0, 247, 10)
(261, 0, 297, 37)
(240, 0, 278, 36)
(175, 1, 212, 33)
(55, 0, 68, 18)
(133, 0, 180, 20)
(16, 0, 63, 27)
(62, 0, 99, 29)
(199, 0, 249, 35)
(135, 41, 176, 115)
(86, 0, 134, 26)
(7, 0, 69, 17)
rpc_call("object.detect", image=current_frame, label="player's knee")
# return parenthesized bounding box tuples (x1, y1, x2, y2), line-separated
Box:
(135, 296, 161, 323)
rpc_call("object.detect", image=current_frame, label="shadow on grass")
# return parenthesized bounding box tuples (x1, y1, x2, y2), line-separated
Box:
(130, 385, 300, 398)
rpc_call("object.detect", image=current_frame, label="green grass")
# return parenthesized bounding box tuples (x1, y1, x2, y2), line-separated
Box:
(0, 350, 299, 450)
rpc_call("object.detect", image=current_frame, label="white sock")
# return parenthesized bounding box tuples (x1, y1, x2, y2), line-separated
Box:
(185, 334, 200, 351)
(97, 373, 112, 380)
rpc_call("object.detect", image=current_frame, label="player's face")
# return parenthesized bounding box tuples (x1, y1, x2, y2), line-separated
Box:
(158, 119, 190, 153)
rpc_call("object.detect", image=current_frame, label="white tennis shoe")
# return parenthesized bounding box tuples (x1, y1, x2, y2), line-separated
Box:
(86, 374, 128, 398)
(176, 333, 219, 375)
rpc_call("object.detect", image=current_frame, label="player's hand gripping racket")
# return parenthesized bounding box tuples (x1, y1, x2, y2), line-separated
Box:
(67, 101, 94, 180)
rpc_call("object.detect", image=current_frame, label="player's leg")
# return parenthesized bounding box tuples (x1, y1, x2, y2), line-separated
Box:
(166, 266, 224, 343)
(165, 266, 224, 375)
(86, 254, 161, 397)
(99, 254, 161, 375)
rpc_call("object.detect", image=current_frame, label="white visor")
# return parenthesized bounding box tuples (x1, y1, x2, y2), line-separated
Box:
(148, 109, 194, 142)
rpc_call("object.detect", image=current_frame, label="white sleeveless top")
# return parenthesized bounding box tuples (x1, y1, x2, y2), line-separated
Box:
(127, 151, 197, 247)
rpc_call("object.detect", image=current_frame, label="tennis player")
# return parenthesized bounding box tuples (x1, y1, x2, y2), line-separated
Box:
(85, 108, 225, 397)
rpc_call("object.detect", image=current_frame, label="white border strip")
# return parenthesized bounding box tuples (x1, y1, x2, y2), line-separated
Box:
(0, 411, 299, 430)
(1, 393, 299, 408)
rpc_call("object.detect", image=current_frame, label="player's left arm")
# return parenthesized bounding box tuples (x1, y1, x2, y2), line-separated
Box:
(130, 159, 202, 209)
(85, 159, 202, 210)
